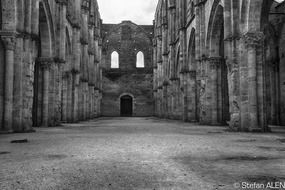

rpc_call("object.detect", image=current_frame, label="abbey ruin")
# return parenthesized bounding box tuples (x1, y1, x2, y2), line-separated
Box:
(0, 0, 285, 133)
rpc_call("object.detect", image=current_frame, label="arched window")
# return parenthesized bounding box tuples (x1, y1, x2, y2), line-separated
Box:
(136, 51, 145, 68)
(111, 51, 119, 68)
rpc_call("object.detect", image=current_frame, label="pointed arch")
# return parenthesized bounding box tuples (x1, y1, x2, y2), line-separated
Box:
(38, 0, 55, 57)
(240, 0, 274, 32)
(207, 3, 224, 57)
(188, 28, 196, 70)
(111, 51, 119, 68)
(136, 51, 145, 68)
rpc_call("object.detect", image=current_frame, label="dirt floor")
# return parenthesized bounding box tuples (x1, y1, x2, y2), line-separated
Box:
(0, 117, 285, 190)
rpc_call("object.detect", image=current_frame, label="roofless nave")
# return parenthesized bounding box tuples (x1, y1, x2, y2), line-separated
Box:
(0, 0, 285, 133)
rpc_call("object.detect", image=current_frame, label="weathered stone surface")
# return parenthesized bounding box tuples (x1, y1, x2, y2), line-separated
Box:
(101, 21, 154, 117)
(153, 0, 285, 132)
(0, 0, 103, 132)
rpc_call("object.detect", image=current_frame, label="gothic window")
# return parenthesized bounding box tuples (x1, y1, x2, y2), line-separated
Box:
(136, 51, 145, 68)
(111, 51, 119, 68)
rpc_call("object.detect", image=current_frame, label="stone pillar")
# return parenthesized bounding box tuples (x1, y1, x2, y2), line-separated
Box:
(163, 80, 169, 118)
(170, 78, 179, 119)
(243, 33, 265, 131)
(61, 72, 68, 122)
(169, 81, 175, 119)
(71, 25, 81, 122)
(13, 35, 24, 132)
(157, 87, 162, 117)
(184, 70, 197, 122)
(199, 57, 210, 124)
(40, 59, 52, 127)
(270, 63, 278, 125)
(73, 72, 80, 122)
(208, 57, 223, 125)
(1, 35, 16, 132)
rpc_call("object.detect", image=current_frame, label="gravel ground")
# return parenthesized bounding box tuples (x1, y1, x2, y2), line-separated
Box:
(0, 117, 285, 190)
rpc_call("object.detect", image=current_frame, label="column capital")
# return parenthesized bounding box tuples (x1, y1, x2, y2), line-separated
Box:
(208, 57, 224, 70)
(163, 80, 170, 86)
(170, 77, 179, 81)
(1, 35, 16, 51)
(189, 70, 197, 78)
(55, 0, 67, 5)
(54, 57, 66, 64)
(242, 32, 265, 48)
(36, 57, 54, 69)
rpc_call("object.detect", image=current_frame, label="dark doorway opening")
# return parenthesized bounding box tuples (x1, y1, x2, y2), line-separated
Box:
(120, 95, 133, 116)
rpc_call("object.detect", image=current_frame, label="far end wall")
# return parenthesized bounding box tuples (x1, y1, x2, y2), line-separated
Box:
(101, 21, 154, 117)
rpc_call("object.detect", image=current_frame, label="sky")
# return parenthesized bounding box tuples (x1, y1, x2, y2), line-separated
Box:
(97, 0, 159, 25)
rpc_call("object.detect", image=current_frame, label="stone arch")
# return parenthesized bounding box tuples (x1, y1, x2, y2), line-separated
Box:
(119, 93, 135, 100)
(206, 2, 230, 125)
(38, 0, 55, 57)
(187, 28, 196, 70)
(32, 0, 55, 127)
(207, 3, 224, 57)
(111, 51, 119, 68)
(240, 0, 274, 32)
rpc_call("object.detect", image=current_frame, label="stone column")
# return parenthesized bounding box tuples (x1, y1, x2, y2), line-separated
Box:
(157, 87, 162, 117)
(185, 70, 197, 122)
(61, 72, 68, 122)
(208, 57, 223, 125)
(243, 33, 265, 131)
(169, 81, 175, 119)
(163, 80, 169, 118)
(1, 35, 16, 132)
(39, 58, 52, 127)
(71, 25, 81, 122)
(170, 78, 179, 119)
(13, 35, 24, 132)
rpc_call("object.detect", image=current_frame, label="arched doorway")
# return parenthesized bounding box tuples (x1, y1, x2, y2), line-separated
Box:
(120, 95, 133, 116)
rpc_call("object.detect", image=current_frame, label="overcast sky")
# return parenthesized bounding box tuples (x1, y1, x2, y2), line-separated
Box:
(97, 0, 159, 25)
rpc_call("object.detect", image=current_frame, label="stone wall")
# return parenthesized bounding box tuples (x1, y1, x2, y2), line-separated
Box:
(153, 0, 285, 132)
(101, 21, 154, 117)
(0, 0, 103, 133)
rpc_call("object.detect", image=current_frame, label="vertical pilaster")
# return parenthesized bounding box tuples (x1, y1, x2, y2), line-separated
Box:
(40, 59, 52, 127)
(1, 35, 16, 132)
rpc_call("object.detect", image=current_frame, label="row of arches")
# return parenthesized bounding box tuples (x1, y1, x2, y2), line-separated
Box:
(111, 51, 145, 68)
(153, 0, 285, 131)
(0, 0, 103, 133)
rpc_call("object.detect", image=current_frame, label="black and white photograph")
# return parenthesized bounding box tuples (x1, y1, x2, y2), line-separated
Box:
(0, 0, 285, 189)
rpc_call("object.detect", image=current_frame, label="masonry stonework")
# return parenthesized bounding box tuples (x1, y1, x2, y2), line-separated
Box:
(101, 21, 154, 117)
(153, 0, 285, 132)
(1, 0, 285, 133)
(0, 0, 103, 133)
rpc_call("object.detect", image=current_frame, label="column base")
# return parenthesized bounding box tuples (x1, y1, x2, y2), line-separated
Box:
(249, 128, 263, 133)
(14, 129, 36, 133)
(0, 130, 13, 134)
